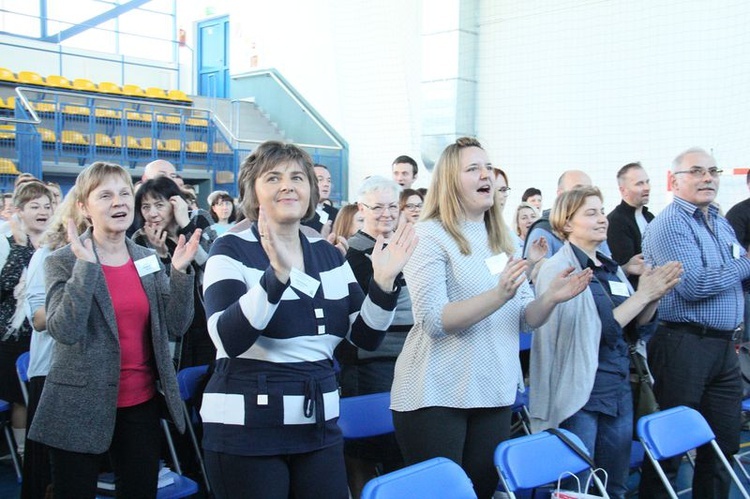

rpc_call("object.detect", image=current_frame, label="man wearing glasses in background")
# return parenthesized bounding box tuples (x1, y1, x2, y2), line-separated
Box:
(641, 147, 747, 498)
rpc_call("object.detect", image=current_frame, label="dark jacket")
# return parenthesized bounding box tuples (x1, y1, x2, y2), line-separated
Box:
(606, 200, 654, 287)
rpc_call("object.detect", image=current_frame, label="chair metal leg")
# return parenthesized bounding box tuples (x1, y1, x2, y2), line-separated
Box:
(3, 425, 22, 482)
(711, 440, 750, 499)
(182, 401, 211, 494)
(161, 419, 182, 475)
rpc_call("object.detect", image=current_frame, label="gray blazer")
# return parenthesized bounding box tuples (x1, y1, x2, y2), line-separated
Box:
(29, 229, 194, 454)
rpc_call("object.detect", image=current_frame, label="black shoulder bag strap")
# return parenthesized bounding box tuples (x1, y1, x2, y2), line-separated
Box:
(545, 428, 596, 468)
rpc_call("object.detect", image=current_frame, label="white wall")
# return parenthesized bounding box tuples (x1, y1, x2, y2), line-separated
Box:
(476, 0, 750, 215)
(225, 0, 425, 195)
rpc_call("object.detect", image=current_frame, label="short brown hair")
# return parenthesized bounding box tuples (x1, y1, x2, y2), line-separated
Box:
(13, 181, 52, 209)
(238, 141, 318, 222)
(74, 162, 134, 207)
(549, 186, 603, 240)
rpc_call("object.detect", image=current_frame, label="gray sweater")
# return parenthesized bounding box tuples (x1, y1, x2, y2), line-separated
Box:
(529, 242, 632, 432)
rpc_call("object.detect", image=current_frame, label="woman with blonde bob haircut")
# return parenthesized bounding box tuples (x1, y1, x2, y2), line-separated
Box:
(530, 186, 681, 498)
(390, 137, 593, 498)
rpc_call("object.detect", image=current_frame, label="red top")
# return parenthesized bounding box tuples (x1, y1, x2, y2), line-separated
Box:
(101, 259, 155, 407)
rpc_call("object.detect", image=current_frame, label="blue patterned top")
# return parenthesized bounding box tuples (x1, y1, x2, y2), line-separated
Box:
(642, 196, 750, 330)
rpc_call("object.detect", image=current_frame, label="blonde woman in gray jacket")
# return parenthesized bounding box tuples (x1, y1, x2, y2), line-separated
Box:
(29, 162, 202, 499)
(530, 186, 681, 499)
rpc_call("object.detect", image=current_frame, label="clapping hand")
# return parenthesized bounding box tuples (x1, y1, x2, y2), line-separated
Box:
(545, 266, 594, 304)
(171, 229, 202, 273)
(144, 223, 169, 257)
(497, 257, 529, 303)
(371, 221, 418, 292)
(637, 261, 682, 302)
(527, 236, 548, 264)
(67, 219, 96, 263)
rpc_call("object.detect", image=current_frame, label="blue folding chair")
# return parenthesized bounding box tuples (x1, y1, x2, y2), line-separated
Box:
(361, 457, 476, 499)
(638, 405, 750, 499)
(510, 389, 531, 437)
(16, 351, 30, 405)
(175, 364, 211, 494)
(494, 428, 609, 498)
(0, 398, 22, 482)
(735, 398, 750, 483)
(338, 391, 394, 439)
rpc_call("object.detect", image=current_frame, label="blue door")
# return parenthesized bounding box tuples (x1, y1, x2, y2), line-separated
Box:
(197, 16, 229, 98)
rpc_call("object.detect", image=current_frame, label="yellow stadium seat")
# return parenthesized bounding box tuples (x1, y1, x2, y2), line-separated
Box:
(61, 130, 88, 145)
(0, 158, 20, 175)
(145, 87, 168, 99)
(73, 78, 97, 92)
(186, 141, 208, 153)
(140, 137, 162, 150)
(2, 97, 15, 110)
(167, 89, 192, 103)
(113, 135, 145, 149)
(17, 71, 45, 86)
(94, 133, 114, 147)
(0, 98, 9, 110)
(157, 114, 181, 125)
(186, 117, 208, 127)
(122, 84, 145, 97)
(95, 107, 122, 119)
(98, 82, 122, 94)
(37, 128, 56, 142)
(45, 75, 72, 89)
(63, 105, 91, 116)
(0, 68, 17, 82)
(213, 142, 232, 154)
(0, 125, 15, 140)
(162, 139, 182, 152)
(34, 102, 56, 113)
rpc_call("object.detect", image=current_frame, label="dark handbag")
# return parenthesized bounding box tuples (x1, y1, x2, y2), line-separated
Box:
(629, 343, 659, 432)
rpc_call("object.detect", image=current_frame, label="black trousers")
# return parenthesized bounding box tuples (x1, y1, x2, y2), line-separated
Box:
(638, 326, 742, 499)
(49, 397, 162, 499)
(22, 376, 51, 499)
(205, 442, 348, 499)
(392, 405, 511, 499)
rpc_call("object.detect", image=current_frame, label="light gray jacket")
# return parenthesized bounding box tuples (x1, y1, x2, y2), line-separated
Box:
(529, 242, 632, 433)
(29, 229, 193, 454)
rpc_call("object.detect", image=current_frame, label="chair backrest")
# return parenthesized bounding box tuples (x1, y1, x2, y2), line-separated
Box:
(16, 352, 29, 384)
(45, 75, 72, 88)
(338, 392, 394, 439)
(73, 78, 97, 92)
(637, 405, 715, 460)
(361, 457, 476, 499)
(0, 67, 17, 82)
(494, 428, 594, 492)
(177, 365, 209, 402)
(122, 84, 145, 96)
(98, 81, 122, 94)
(146, 87, 168, 99)
(18, 71, 44, 85)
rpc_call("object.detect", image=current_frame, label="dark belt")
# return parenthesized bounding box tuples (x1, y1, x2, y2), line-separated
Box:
(658, 321, 742, 341)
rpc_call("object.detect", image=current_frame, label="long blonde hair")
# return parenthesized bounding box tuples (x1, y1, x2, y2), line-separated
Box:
(40, 186, 90, 250)
(421, 137, 514, 255)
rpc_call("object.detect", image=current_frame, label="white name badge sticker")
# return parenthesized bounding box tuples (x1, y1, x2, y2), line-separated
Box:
(290, 268, 320, 298)
(485, 253, 509, 275)
(609, 280, 630, 297)
(733, 243, 741, 259)
(317, 208, 329, 224)
(134, 254, 160, 277)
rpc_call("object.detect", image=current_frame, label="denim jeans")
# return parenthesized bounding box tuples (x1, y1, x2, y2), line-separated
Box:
(559, 395, 633, 499)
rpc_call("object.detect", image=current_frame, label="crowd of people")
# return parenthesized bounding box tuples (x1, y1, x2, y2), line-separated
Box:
(1, 139, 747, 499)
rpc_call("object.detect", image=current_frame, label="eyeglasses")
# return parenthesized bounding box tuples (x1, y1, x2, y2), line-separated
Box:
(405, 203, 423, 211)
(673, 166, 723, 178)
(360, 203, 399, 215)
(498, 187, 511, 193)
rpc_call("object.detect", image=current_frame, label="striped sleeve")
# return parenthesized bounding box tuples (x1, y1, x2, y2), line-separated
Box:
(348, 266, 400, 351)
(203, 235, 290, 358)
